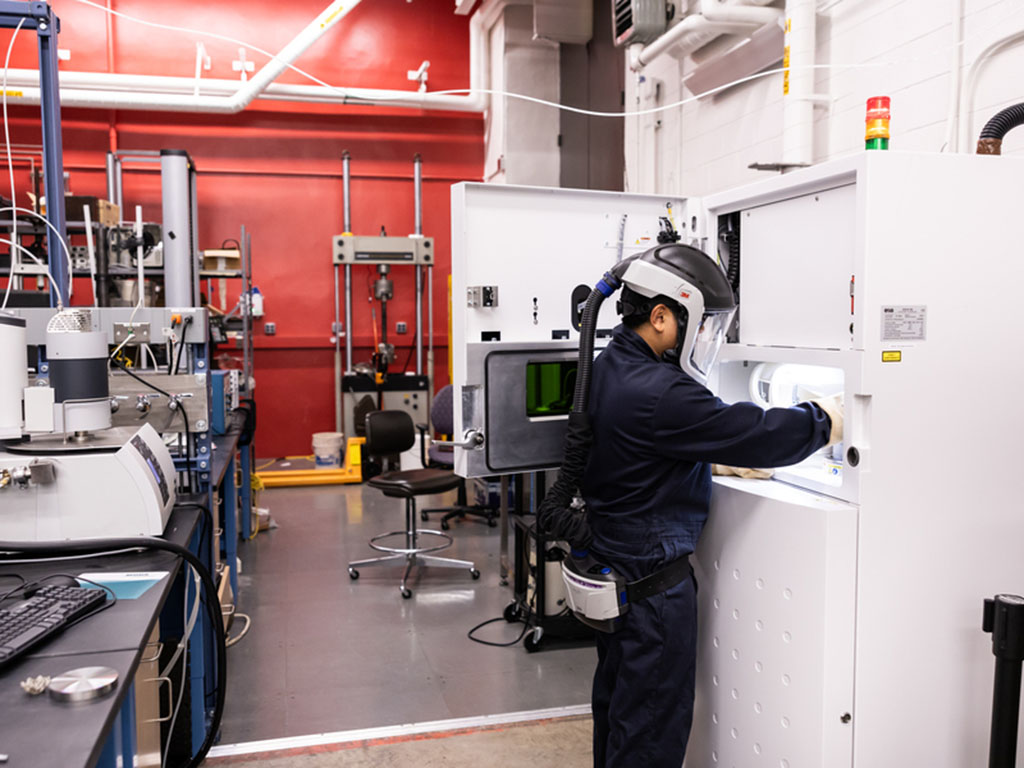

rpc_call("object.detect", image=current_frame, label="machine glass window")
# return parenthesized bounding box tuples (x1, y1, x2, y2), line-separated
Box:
(525, 360, 577, 419)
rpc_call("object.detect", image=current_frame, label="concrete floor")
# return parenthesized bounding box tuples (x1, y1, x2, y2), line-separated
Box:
(209, 716, 592, 767)
(219, 483, 595, 745)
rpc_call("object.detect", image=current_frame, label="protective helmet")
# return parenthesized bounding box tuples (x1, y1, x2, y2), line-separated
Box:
(616, 243, 736, 384)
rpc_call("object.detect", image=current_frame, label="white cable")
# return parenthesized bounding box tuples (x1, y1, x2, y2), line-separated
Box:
(1, 19, 25, 311)
(67, 0, 1024, 120)
(0, 236, 62, 308)
(0, 206, 73, 306)
(160, 562, 200, 678)
(83, 203, 97, 307)
(162, 563, 199, 768)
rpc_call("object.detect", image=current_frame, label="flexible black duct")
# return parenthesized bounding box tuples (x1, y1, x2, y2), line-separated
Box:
(977, 102, 1024, 155)
(538, 261, 634, 549)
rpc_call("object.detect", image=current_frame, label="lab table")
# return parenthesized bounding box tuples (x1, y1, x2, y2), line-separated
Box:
(0, 506, 213, 768)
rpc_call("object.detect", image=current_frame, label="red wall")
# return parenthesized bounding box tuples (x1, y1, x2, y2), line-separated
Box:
(0, 0, 483, 457)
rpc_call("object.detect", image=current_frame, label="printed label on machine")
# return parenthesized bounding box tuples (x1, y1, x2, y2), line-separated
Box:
(881, 305, 926, 341)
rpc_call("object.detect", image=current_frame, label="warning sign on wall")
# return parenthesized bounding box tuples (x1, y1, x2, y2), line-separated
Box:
(881, 305, 926, 342)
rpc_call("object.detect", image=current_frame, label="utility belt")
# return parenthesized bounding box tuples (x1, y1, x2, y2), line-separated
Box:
(561, 550, 692, 633)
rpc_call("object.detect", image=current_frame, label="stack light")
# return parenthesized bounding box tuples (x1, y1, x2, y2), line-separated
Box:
(865, 96, 891, 150)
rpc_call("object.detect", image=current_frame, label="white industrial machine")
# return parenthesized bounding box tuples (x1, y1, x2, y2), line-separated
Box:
(0, 307, 180, 540)
(688, 151, 1024, 768)
(451, 182, 704, 477)
(0, 422, 176, 540)
(450, 152, 1024, 765)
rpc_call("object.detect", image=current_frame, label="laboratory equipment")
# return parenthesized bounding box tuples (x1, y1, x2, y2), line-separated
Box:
(0, 422, 176, 540)
(331, 153, 434, 433)
(451, 182, 702, 478)
(686, 151, 1024, 768)
(45, 308, 111, 435)
(0, 313, 28, 439)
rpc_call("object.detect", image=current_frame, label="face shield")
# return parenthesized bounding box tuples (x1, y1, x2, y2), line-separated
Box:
(687, 309, 736, 378)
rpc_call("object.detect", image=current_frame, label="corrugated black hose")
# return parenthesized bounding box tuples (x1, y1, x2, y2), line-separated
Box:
(977, 102, 1024, 154)
(538, 262, 633, 549)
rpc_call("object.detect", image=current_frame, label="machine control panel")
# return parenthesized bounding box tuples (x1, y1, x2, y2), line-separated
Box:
(129, 433, 170, 506)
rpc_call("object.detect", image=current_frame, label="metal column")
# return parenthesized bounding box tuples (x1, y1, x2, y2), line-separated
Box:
(35, 2, 66, 307)
(241, 225, 251, 390)
(414, 154, 423, 376)
(105, 151, 117, 207)
(160, 150, 195, 308)
(343, 151, 353, 374)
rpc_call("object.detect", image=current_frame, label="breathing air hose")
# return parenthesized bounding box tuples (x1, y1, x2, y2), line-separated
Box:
(538, 260, 635, 549)
(977, 102, 1024, 155)
(0, 531, 226, 768)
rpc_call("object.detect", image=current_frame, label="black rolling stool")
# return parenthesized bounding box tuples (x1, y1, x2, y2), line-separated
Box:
(418, 385, 498, 530)
(347, 410, 480, 599)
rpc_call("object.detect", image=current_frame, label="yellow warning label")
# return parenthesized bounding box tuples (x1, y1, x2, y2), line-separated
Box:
(321, 2, 345, 28)
(785, 18, 792, 34)
(882, 350, 902, 363)
(783, 71, 790, 95)
(1, 90, 23, 98)
(783, 46, 790, 67)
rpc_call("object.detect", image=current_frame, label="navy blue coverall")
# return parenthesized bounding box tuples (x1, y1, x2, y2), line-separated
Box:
(582, 325, 832, 768)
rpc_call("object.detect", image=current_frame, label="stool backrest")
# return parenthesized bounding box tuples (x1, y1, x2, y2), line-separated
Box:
(365, 410, 415, 454)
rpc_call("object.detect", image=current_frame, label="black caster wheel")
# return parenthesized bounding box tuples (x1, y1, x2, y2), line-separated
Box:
(487, 517, 498, 527)
(421, 511, 429, 521)
(441, 520, 450, 531)
(503, 602, 521, 623)
(348, 569, 359, 580)
(524, 628, 544, 653)
(401, 587, 413, 599)
(470, 568, 481, 580)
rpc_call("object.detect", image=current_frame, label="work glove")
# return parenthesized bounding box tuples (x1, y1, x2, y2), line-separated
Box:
(711, 465, 774, 479)
(811, 394, 843, 447)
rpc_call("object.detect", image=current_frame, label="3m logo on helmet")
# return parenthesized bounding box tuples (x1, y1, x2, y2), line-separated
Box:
(679, 291, 690, 299)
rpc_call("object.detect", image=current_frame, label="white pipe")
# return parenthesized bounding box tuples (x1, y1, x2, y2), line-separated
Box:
(957, 28, 1024, 153)
(634, 0, 779, 70)
(942, 0, 964, 152)
(1, 0, 499, 115)
(700, 0, 781, 26)
(781, 0, 816, 167)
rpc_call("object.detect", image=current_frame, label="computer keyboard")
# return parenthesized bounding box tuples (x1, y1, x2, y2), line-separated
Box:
(0, 584, 107, 665)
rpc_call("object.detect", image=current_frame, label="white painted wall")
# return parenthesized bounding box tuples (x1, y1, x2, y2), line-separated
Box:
(626, 0, 1024, 196)
(484, 5, 561, 185)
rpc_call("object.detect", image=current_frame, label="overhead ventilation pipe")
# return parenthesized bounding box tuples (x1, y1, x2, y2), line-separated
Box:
(2, 0, 517, 114)
(632, 0, 781, 70)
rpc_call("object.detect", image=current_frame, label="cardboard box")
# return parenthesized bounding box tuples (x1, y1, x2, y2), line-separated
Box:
(202, 248, 242, 272)
(65, 195, 120, 227)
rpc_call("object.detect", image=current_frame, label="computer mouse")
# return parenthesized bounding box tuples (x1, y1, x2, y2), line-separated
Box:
(22, 574, 80, 597)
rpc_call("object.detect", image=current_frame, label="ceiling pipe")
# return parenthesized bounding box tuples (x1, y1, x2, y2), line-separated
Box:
(3, 0, 512, 114)
(632, 0, 780, 70)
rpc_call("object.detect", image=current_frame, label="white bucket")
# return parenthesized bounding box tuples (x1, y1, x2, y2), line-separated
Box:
(312, 432, 344, 469)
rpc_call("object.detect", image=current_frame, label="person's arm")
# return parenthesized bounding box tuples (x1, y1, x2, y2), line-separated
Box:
(650, 377, 833, 468)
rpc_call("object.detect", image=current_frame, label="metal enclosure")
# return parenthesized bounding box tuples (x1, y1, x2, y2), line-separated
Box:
(687, 152, 1024, 768)
(451, 182, 702, 477)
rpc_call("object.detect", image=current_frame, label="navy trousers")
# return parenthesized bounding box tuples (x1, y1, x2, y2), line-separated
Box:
(591, 574, 698, 768)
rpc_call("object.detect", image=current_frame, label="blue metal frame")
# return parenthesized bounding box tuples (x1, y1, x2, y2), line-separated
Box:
(95, 682, 137, 768)
(0, 2, 67, 307)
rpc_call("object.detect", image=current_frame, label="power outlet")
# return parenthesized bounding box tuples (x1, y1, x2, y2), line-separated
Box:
(396, 321, 408, 334)
(264, 322, 276, 336)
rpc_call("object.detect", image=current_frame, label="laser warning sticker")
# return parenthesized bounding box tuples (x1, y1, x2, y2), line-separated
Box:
(881, 305, 926, 341)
